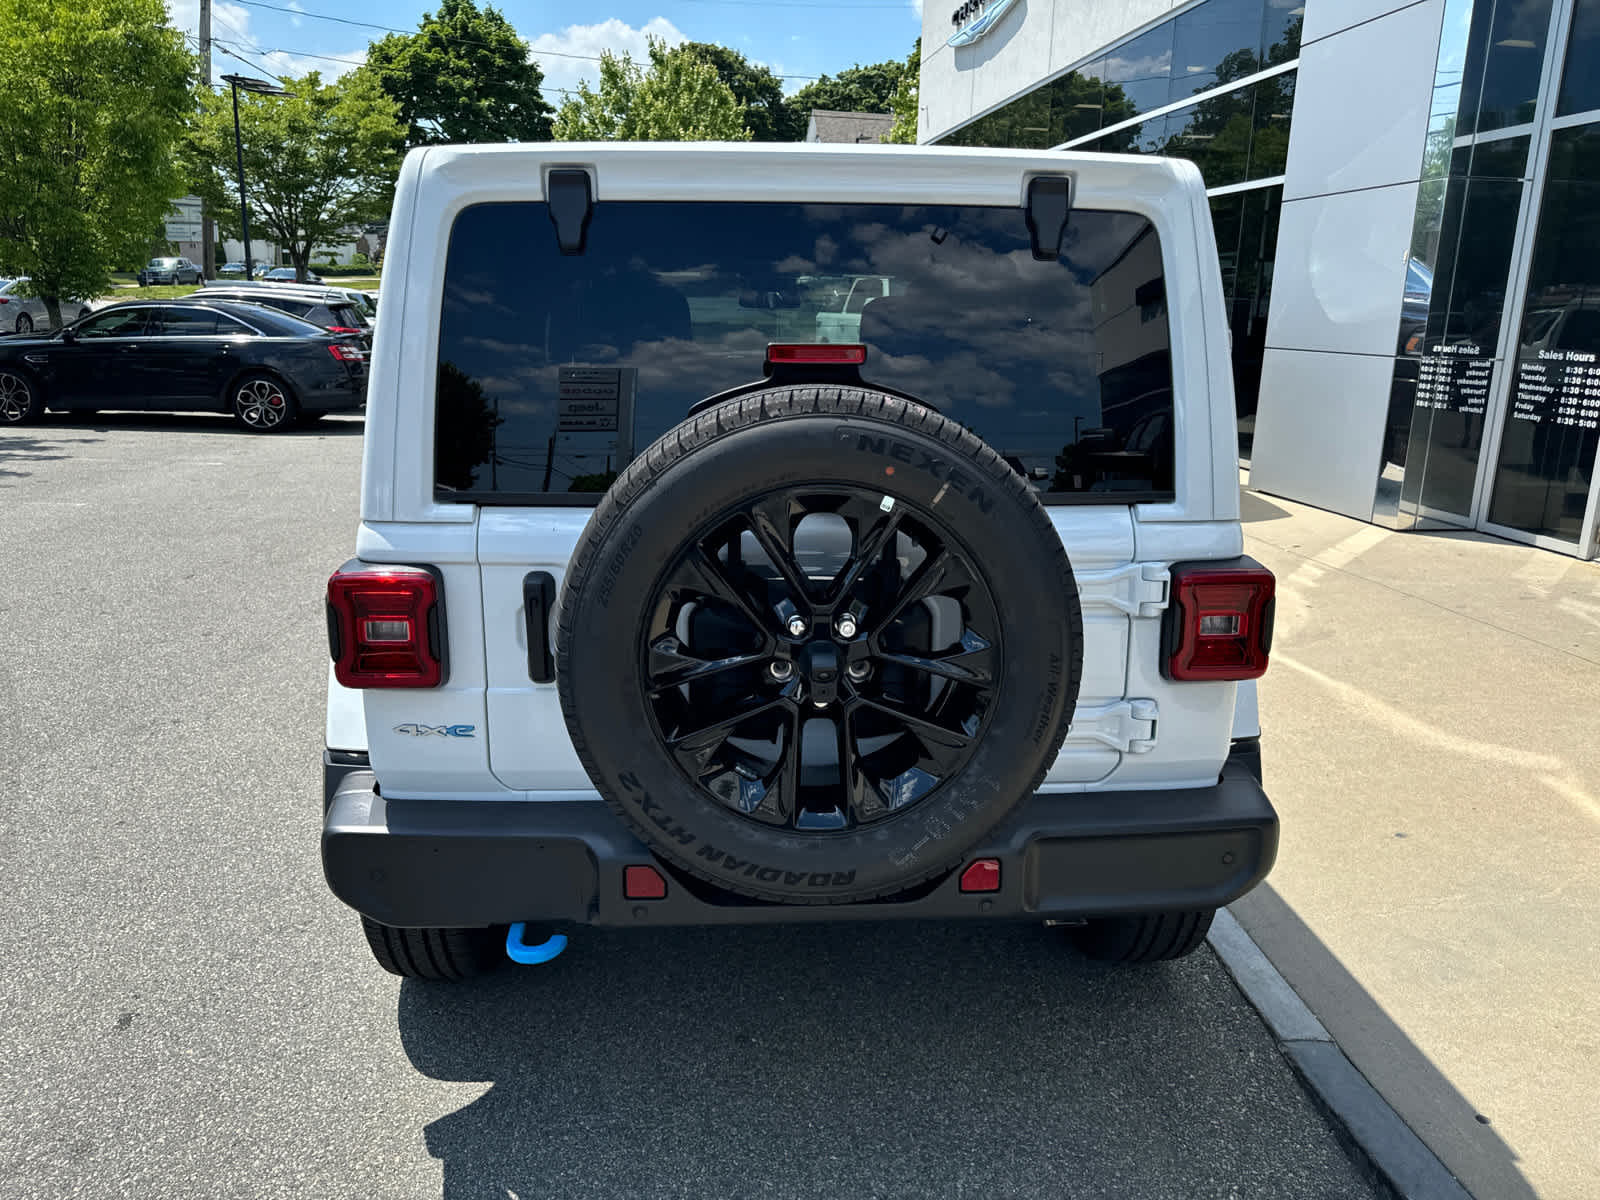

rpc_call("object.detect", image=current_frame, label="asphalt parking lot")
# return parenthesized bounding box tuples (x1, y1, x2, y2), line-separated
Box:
(1, 414, 1383, 1199)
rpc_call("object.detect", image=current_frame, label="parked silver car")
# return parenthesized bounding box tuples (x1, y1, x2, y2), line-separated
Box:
(0, 278, 92, 335)
(137, 256, 203, 285)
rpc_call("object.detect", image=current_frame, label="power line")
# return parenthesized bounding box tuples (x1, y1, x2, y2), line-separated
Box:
(228, 0, 829, 77)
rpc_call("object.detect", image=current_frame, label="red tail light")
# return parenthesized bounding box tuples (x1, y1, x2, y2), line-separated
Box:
(767, 343, 867, 364)
(1164, 562, 1275, 681)
(327, 325, 364, 335)
(327, 564, 447, 687)
(328, 343, 365, 362)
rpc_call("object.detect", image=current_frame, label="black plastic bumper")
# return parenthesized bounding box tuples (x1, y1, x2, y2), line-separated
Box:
(323, 751, 1278, 929)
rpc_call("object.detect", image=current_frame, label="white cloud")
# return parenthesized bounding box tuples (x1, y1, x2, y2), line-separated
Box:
(527, 17, 686, 102)
(287, 0, 304, 29)
(910, 0, 924, 15)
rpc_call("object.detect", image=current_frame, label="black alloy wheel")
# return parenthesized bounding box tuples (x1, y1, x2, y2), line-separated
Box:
(642, 484, 1002, 832)
(557, 386, 1083, 905)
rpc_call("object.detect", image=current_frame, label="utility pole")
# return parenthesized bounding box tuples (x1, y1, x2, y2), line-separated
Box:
(199, 0, 216, 280)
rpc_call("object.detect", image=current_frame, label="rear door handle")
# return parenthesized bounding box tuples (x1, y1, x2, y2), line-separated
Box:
(522, 571, 556, 683)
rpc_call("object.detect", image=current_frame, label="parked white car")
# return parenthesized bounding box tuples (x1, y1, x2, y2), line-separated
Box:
(0, 278, 92, 335)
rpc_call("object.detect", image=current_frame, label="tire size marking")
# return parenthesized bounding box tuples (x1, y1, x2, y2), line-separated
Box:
(889, 788, 985, 869)
(841, 430, 995, 514)
(1031, 652, 1064, 746)
(595, 523, 645, 609)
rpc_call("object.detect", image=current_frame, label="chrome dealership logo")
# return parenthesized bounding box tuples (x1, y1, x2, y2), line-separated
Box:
(948, 0, 1020, 47)
(394, 723, 476, 738)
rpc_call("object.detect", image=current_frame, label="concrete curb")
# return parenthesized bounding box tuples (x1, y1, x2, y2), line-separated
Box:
(1208, 910, 1473, 1200)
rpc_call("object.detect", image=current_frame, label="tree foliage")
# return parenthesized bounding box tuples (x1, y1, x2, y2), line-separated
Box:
(0, 0, 194, 328)
(553, 39, 750, 142)
(887, 39, 920, 145)
(187, 71, 405, 281)
(360, 0, 553, 148)
(678, 42, 804, 142)
(790, 60, 906, 118)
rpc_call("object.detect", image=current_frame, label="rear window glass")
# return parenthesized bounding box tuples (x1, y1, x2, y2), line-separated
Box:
(435, 201, 1175, 503)
(223, 304, 327, 337)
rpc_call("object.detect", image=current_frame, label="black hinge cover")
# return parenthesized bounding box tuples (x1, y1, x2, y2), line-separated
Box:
(547, 169, 594, 256)
(1025, 175, 1072, 262)
(522, 571, 556, 683)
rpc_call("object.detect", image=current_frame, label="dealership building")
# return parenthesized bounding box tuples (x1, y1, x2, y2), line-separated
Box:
(918, 0, 1600, 559)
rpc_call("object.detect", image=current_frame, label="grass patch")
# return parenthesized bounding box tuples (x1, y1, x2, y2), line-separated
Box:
(108, 284, 204, 300)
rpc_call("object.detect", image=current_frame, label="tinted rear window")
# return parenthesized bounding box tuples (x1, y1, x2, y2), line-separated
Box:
(221, 304, 327, 337)
(435, 201, 1174, 503)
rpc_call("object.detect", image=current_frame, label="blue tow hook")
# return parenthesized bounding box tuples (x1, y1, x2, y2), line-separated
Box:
(505, 923, 568, 965)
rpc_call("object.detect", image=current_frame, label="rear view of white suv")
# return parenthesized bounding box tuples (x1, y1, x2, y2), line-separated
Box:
(322, 144, 1277, 980)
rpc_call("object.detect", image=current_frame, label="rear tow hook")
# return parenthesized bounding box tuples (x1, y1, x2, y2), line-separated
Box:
(505, 923, 568, 965)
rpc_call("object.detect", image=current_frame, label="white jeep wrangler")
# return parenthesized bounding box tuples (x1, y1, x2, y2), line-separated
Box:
(322, 144, 1278, 980)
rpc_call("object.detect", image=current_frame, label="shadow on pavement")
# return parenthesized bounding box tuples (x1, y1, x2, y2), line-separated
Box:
(0, 431, 104, 480)
(399, 921, 1381, 1200)
(1241, 490, 1293, 524)
(1232, 884, 1539, 1200)
(32, 411, 364, 436)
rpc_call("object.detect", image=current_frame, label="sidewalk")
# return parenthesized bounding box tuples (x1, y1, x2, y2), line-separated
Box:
(1234, 485, 1600, 1199)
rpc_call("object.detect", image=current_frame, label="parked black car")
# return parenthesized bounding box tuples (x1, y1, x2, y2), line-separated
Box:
(0, 300, 366, 432)
(199, 284, 373, 348)
(137, 257, 204, 285)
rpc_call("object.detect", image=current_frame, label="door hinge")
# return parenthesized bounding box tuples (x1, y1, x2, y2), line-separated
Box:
(1065, 700, 1158, 753)
(1074, 563, 1170, 617)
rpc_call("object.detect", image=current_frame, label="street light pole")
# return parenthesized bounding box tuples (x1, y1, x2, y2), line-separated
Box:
(219, 75, 291, 283)
(229, 80, 253, 281)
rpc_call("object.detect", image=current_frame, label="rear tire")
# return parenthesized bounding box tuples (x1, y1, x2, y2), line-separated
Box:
(359, 917, 503, 981)
(15, 312, 32, 334)
(1068, 909, 1215, 964)
(230, 372, 299, 432)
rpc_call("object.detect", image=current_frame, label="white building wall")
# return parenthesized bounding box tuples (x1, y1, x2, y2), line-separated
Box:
(919, 0, 1193, 143)
(1248, 0, 1446, 519)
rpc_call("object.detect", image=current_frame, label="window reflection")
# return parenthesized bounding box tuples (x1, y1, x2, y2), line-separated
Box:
(1457, 0, 1554, 133)
(1078, 77, 1296, 189)
(1211, 186, 1282, 459)
(1558, 0, 1600, 115)
(937, 0, 1300, 153)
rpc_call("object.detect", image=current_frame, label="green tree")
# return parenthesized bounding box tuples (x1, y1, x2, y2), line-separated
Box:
(888, 39, 921, 144)
(187, 71, 405, 282)
(679, 42, 804, 142)
(360, 0, 553, 149)
(553, 39, 749, 142)
(0, 0, 194, 329)
(790, 60, 906, 118)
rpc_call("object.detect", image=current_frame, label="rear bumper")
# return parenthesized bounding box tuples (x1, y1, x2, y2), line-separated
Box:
(323, 749, 1277, 929)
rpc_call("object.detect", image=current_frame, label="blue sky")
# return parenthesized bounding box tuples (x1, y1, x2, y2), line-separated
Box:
(168, 0, 925, 101)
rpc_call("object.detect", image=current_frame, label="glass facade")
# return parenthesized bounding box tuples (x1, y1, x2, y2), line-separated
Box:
(1486, 122, 1600, 540)
(1387, 0, 1600, 551)
(935, 0, 1300, 459)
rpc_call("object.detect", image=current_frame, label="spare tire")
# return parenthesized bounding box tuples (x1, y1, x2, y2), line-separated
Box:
(556, 386, 1083, 904)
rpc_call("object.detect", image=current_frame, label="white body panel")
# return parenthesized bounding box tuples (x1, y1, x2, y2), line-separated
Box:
(340, 144, 1246, 801)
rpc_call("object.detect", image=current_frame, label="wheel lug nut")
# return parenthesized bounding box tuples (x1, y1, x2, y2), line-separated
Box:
(835, 615, 859, 639)
(769, 660, 794, 681)
(847, 661, 870, 681)
(786, 615, 808, 637)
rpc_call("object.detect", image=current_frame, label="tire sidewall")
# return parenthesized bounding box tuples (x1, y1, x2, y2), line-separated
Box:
(559, 397, 1081, 902)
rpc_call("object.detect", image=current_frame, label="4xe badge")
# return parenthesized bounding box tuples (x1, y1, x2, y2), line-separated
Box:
(394, 723, 476, 738)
